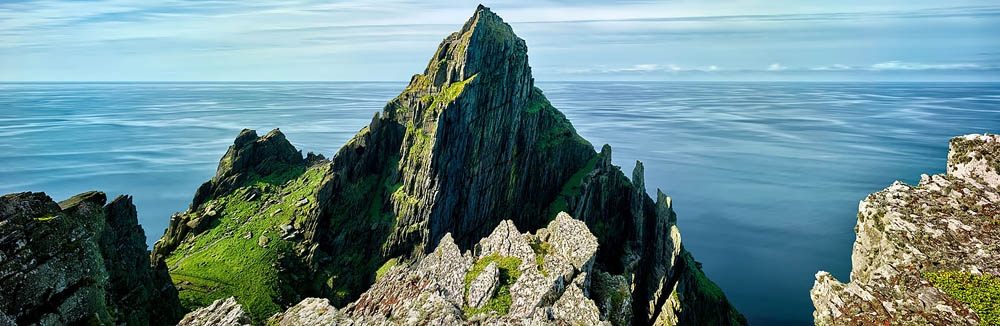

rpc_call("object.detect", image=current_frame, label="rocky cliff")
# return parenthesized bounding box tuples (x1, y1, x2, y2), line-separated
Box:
(154, 5, 743, 325)
(811, 133, 1000, 325)
(0, 191, 184, 325)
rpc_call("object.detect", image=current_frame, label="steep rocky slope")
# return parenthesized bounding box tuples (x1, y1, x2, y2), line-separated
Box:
(811, 133, 1000, 325)
(0, 191, 184, 325)
(154, 5, 744, 325)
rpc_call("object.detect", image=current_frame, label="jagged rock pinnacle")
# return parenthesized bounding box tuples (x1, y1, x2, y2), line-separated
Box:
(414, 4, 530, 92)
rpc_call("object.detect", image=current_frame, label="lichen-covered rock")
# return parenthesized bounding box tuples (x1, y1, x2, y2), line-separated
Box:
(477, 220, 536, 267)
(544, 212, 600, 273)
(416, 233, 473, 307)
(0, 191, 183, 325)
(467, 262, 499, 309)
(551, 283, 609, 326)
(812, 133, 1000, 325)
(274, 212, 607, 325)
(179, 297, 251, 326)
(342, 267, 463, 325)
(268, 298, 351, 326)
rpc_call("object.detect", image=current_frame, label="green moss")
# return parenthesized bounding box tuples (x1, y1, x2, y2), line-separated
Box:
(525, 87, 548, 114)
(528, 241, 550, 276)
(166, 164, 329, 322)
(924, 271, 1000, 325)
(375, 258, 399, 281)
(462, 254, 522, 317)
(544, 156, 598, 220)
(34, 213, 58, 221)
(438, 74, 475, 103)
(689, 253, 725, 301)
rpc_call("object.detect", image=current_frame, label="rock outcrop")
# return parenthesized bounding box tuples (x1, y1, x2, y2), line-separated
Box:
(259, 212, 608, 325)
(153, 4, 743, 325)
(811, 133, 1000, 325)
(0, 191, 184, 325)
(178, 297, 251, 326)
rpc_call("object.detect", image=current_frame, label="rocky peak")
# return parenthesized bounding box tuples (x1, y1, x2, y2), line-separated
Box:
(192, 128, 304, 210)
(359, 3, 594, 257)
(418, 4, 529, 91)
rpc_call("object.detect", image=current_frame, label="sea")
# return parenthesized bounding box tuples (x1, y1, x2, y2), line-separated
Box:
(2, 81, 998, 325)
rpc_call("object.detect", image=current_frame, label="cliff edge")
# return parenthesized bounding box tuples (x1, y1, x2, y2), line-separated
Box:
(811, 133, 1000, 325)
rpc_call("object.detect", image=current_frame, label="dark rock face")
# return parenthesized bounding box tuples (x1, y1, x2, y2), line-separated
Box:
(811, 134, 1000, 325)
(0, 191, 183, 325)
(568, 146, 746, 325)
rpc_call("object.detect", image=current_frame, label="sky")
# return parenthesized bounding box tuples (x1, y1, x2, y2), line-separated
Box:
(1, 0, 998, 81)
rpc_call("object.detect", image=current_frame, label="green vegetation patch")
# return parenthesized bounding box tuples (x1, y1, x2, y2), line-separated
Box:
(924, 271, 1000, 325)
(685, 252, 724, 301)
(34, 213, 58, 222)
(528, 241, 550, 270)
(375, 258, 399, 281)
(166, 164, 329, 322)
(463, 254, 523, 317)
(544, 156, 598, 221)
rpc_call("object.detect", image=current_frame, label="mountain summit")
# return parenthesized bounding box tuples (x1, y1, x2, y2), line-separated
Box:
(152, 5, 745, 325)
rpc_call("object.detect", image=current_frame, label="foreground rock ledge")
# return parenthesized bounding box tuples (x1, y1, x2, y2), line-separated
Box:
(811, 133, 1000, 325)
(0, 191, 184, 325)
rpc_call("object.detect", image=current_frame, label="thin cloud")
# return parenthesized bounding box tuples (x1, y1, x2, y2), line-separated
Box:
(869, 61, 982, 71)
(767, 63, 787, 71)
(810, 61, 989, 71)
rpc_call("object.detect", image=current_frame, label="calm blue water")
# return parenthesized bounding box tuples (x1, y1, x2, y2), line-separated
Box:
(2, 82, 998, 324)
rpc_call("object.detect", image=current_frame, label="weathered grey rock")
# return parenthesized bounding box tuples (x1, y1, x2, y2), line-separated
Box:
(417, 233, 473, 306)
(551, 284, 609, 326)
(178, 297, 251, 326)
(0, 191, 183, 326)
(467, 262, 500, 309)
(268, 298, 352, 326)
(477, 220, 536, 266)
(811, 133, 1000, 325)
(342, 267, 463, 325)
(545, 212, 599, 273)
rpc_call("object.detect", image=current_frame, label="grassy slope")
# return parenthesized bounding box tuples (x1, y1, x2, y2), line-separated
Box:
(166, 164, 329, 322)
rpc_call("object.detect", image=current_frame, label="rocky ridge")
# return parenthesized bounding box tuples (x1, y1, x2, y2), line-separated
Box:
(198, 212, 605, 325)
(0, 191, 184, 325)
(811, 133, 1000, 325)
(153, 4, 744, 325)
